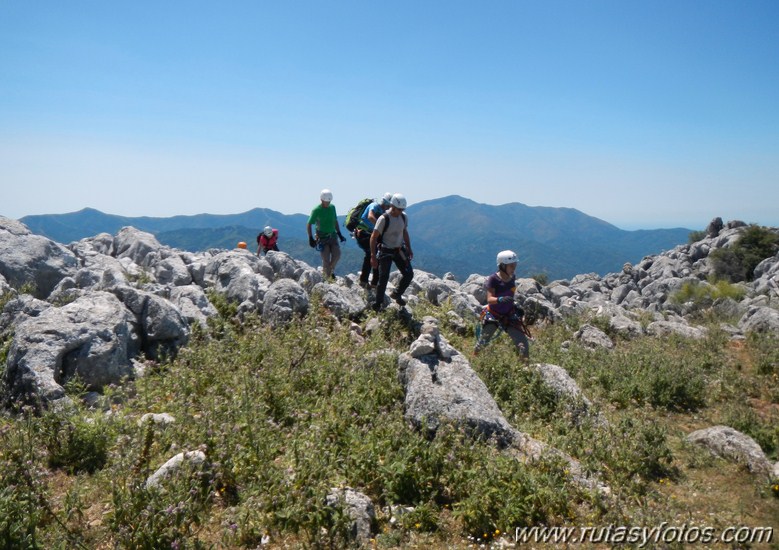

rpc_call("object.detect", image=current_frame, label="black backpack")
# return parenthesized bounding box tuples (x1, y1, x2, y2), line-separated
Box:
(345, 198, 373, 232)
(376, 211, 407, 243)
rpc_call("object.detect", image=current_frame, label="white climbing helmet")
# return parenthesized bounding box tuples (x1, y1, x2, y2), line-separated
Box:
(320, 189, 333, 202)
(381, 192, 392, 206)
(390, 193, 407, 209)
(263, 226, 273, 237)
(496, 250, 518, 267)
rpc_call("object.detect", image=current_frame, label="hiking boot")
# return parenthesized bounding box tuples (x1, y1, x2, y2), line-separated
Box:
(371, 302, 384, 312)
(390, 292, 406, 306)
(358, 280, 369, 289)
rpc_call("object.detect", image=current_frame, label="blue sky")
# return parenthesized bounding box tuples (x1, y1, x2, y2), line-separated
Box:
(2, 0, 777, 229)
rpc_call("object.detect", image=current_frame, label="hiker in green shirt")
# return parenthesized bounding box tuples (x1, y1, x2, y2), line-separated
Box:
(306, 189, 346, 281)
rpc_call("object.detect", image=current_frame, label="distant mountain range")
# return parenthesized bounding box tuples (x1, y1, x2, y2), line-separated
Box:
(19, 196, 694, 281)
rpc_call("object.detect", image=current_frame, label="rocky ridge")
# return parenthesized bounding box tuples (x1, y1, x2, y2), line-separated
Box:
(1, 215, 778, 519)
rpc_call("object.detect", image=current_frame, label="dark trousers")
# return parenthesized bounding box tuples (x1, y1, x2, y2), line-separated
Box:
(355, 230, 378, 285)
(374, 246, 414, 306)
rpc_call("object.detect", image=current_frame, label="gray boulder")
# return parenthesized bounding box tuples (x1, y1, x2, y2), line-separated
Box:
(739, 306, 779, 334)
(0, 216, 78, 298)
(532, 363, 604, 425)
(408, 317, 458, 360)
(545, 282, 575, 306)
(153, 254, 193, 286)
(446, 291, 482, 319)
(3, 292, 136, 407)
(70, 232, 116, 257)
(461, 274, 488, 304)
(398, 349, 516, 446)
(145, 450, 207, 489)
(142, 292, 191, 359)
(647, 320, 708, 340)
(325, 488, 375, 545)
(522, 295, 561, 323)
(138, 412, 176, 426)
(0, 273, 10, 297)
(111, 286, 190, 360)
(515, 277, 544, 297)
(610, 283, 636, 305)
(573, 324, 614, 350)
(312, 281, 366, 319)
(203, 250, 271, 308)
(706, 217, 723, 238)
(592, 303, 643, 338)
(687, 425, 774, 479)
(1, 294, 51, 333)
(169, 285, 218, 329)
(114, 226, 164, 268)
(399, 269, 438, 298)
(424, 278, 459, 306)
(752, 251, 779, 281)
(296, 265, 325, 293)
(63, 253, 132, 293)
(262, 279, 309, 328)
(398, 342, 603, 491)
(262, 250, 300, 280)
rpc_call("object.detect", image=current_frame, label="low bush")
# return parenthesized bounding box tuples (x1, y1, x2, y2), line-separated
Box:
(688, 229, 707, 243)
(0, 414, 48, 549)
(711, 225, 779, 282)
(41, 412, 112, 475)
(671, 278, 746, 309)
(721, 404, 779, 460)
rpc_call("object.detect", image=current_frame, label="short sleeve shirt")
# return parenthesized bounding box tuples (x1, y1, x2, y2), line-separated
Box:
(308, 204, 338, 235)
(485, 272, 516, 316)
(359, 202, 384, 232)
(374, 212, 406, 248)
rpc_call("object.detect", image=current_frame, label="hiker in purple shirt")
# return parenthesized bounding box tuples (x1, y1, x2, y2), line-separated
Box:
(474, 250, 531, 360)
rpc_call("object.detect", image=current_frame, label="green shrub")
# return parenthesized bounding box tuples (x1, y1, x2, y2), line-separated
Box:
(721, 404, 779, 460)
(0, 416, 47, 549)
(481, 356, 562, 422)
(41, 412, 112, 475)
(447, 443, 573, 539)
(561, 335, 709, 412)
(108, 466, 214, 549)
(688, 229, 707, 243)
(671, 278, 746, 309)
(106, 423, 214, 549)
(711, 225, 779, 282)
(558, 413, 675, 495)
(746, 332, 779, 377)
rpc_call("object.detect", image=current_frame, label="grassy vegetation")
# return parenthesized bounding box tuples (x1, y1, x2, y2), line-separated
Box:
(1, 296, 778, 548)
(711, 225, 779, 283)
(670, 278, 747, 312)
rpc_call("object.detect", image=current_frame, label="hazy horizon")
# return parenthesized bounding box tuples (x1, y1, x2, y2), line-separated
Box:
(14, 195, 718, 233)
